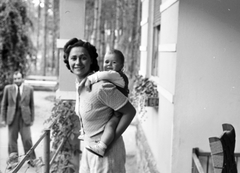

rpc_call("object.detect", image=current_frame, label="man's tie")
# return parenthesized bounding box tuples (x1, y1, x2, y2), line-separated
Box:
(16, 86, 21, 110)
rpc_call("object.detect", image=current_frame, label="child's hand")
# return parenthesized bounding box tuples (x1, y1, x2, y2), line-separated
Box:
(85, 78, 92, 92)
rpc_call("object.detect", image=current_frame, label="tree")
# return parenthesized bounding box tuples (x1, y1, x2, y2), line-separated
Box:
(85, 0, 141, 80)
(42, 0, 49, 76)
(52, 0, 59, 75)
(29, 0, 59, 76)
(0, 0, 34, 99)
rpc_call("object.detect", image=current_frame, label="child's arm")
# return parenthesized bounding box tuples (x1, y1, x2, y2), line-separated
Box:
(86, 71, 125, 91)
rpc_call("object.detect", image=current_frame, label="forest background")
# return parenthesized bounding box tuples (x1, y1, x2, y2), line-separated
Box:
(0, 0, 141, 92)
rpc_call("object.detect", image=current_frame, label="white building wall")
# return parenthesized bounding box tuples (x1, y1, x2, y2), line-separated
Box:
(139, 0, 179, 172)
(139, 0, 150, 76)
(140, 0, 240, 173)
(156, 1, 179, 173)
(172, 0, 240, 172)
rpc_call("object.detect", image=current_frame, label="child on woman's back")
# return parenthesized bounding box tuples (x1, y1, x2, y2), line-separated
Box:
(83, 49, 129, 157)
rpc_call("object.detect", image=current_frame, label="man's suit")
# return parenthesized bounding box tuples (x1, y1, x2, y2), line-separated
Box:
(1, 83, 36, 159)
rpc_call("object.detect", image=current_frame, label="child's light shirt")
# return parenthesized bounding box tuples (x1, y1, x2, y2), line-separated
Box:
(87, 70, 125, 88)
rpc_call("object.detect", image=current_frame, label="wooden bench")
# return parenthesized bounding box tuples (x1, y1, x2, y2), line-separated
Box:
(209, 124, 237, 173)
(26, 75, 58, 81)
(24, 75, 58, 91)
(192, 124, 238, 173)
(192, 148, 240, 173)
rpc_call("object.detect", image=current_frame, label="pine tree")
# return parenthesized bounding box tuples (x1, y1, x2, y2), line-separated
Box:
(0, 0, 34, 84)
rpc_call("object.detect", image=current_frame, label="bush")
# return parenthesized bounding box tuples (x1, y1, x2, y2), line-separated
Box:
(45, 100, 81, 173)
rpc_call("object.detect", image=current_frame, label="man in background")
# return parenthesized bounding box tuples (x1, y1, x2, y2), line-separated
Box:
(1, 70, 36, 170)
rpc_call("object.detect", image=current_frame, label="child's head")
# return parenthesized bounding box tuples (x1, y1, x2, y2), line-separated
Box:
(103, 49, 124, 72)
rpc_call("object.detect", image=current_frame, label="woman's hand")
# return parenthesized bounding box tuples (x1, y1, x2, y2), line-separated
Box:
(84, 78, 92, 92)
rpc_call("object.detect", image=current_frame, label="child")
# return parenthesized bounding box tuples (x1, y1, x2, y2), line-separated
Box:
(84, 49, 129, 157)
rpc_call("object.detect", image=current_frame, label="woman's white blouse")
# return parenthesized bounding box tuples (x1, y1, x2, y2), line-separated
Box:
(79, 81, 128, 137)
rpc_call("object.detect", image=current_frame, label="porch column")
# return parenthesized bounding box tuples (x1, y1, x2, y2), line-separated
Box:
(56, 0, 86, 99)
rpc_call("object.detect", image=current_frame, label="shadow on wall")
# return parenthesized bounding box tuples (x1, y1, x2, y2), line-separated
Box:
(136, 123, 160, 173)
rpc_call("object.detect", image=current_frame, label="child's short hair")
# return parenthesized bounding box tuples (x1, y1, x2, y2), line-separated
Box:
(107, 49, 125, 65)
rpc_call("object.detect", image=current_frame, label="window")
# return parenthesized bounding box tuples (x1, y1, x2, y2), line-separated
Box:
(152, 25, 160, 76)
(151, 0, 161, 76)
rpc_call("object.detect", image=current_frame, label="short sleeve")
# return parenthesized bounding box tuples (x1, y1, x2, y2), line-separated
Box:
(97, 82, 128, 111)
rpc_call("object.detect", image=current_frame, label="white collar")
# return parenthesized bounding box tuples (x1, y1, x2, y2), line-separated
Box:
(14, 84, 23, 88)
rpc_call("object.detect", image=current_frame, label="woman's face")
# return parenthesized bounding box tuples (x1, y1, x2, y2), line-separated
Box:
(68, 47, 92, 79)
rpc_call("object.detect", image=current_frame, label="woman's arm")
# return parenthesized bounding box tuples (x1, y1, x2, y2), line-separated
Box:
(114, 101, 136, 140)
(97, 82, 136, 142)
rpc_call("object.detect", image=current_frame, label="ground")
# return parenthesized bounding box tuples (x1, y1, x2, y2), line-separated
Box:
(0, 91, 137, 172)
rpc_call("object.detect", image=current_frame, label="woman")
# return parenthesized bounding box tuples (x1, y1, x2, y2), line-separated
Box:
(63, 38, 136, 173)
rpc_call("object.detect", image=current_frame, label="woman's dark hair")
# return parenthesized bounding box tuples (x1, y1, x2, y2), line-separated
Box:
(63, 38, 99, 73)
